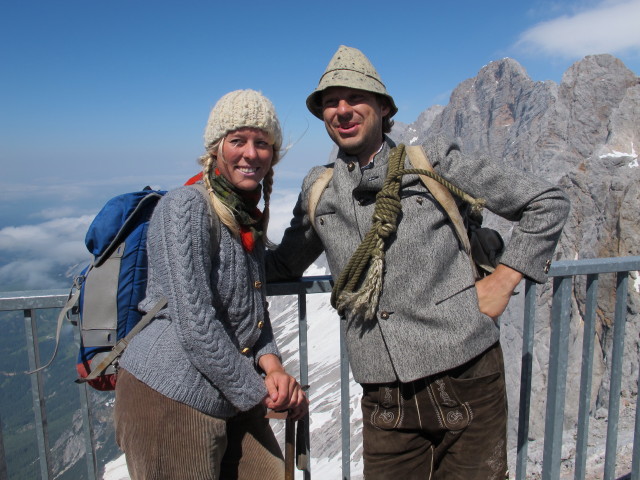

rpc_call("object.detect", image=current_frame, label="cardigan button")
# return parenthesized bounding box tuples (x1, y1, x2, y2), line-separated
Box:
(257, 320, 265, 329)
(347, 162, 356, 172)
(544, 259, 551, 274)
(254, 280, 263, 289)
(241, 347, 251, 355)
(380, 311, 390, 320)
(416, 197, 424, 205)
(319, 218, 325, 226)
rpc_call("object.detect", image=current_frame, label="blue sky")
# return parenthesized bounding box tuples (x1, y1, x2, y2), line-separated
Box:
(1, 0, 639, 289)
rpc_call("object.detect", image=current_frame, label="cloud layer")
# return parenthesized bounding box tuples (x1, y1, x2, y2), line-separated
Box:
(516, 0, 640, 58)
(0, 216, 94, 290)
(0, 189, 302, 292)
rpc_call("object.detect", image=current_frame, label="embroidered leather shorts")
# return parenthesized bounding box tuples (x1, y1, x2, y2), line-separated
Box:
(361, 342, 508, 480)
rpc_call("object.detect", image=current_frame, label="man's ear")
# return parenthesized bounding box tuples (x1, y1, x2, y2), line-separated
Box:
(377, 96, 391, 117)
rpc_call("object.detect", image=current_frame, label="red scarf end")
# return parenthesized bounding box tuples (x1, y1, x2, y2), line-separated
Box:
(240, 226, 255, 252)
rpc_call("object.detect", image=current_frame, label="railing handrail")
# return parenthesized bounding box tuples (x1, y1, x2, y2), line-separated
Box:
(547, 256, 640, 276)
(0, 289, 69, 311)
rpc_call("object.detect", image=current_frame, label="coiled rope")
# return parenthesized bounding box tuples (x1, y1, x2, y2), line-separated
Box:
(331, 144, 485, 323)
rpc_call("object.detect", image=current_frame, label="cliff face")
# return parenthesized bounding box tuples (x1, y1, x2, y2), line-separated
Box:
(400, 54, 640, 442)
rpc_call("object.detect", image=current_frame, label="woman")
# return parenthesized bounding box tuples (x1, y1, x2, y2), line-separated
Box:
(115, 89, 308, 479)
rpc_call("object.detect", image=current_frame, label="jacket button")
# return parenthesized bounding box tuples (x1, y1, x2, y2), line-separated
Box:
(380, 311, 390, 320)
(319, 218, 325, 226)
(347, 162, 356, 172)
(241, 347, 251, 355)
(416, 197, 424, 205)
(544, 259, 551, 274)
(254, 280, 262, 289)
(257, 320, 265, 329)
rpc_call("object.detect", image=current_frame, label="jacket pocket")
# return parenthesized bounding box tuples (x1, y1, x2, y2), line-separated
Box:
(433, 282, 476, 306)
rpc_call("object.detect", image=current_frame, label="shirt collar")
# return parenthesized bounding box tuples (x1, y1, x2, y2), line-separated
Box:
(360, 142, 385, 171)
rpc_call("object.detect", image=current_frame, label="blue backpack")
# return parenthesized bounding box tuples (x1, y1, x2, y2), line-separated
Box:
(38, 184, 217, 390)
(73, 187, 167, 390)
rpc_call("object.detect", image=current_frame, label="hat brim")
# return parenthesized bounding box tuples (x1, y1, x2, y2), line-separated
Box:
(306, 71, 398, 120)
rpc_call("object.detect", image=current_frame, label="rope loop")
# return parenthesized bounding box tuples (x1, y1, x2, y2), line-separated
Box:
(331, 144, 407, 318)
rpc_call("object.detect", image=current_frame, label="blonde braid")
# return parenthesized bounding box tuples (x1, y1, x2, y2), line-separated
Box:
(261, 166, 276, 248)
(201, 146, 240, 237)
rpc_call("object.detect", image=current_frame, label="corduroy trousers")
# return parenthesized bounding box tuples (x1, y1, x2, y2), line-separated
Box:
(361, 342, 508, 480)
(114, 369, 284, 480)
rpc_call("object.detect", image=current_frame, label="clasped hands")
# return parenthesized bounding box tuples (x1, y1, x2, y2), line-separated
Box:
(259, 354, 309, 420)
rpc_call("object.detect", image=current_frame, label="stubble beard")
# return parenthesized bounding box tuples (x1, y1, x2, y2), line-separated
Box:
(326, 125, 382, 163)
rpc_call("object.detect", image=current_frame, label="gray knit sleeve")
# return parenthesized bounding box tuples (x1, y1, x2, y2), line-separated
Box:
(424, 136, 570, 283)
(252, 310, 280, 364)
(265, 165, 327, 281)
(147, 187, 267, 411)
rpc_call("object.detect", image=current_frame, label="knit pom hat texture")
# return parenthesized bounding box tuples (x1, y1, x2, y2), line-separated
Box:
(204, 89, 282, 150)
(306, 45, 398, 119)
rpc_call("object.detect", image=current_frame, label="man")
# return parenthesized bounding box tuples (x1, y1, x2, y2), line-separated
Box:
(266, 45, 569, 479)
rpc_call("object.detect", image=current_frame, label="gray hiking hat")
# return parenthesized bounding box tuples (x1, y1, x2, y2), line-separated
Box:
(306, 45, 398, 120)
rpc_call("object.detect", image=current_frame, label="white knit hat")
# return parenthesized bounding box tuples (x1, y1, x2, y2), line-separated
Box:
(203, 89, 282, 150)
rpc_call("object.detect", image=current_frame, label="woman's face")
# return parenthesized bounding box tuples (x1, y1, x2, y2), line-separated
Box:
(217, 127, 274, 191)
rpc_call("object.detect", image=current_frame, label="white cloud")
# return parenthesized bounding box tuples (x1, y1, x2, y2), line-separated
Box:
(516, 0, 640, 58)
(0, 216, 94, 290)
(0, 175, 188, 205)
(0, 216, 93, 252)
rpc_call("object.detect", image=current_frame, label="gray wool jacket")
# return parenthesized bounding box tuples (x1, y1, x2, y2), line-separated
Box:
(266, 136, 570, 384)
(120, 185, 280, 418)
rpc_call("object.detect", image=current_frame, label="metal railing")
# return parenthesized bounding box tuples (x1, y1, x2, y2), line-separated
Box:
(0, 257, 639, 480)
(522, 257, 640, 480)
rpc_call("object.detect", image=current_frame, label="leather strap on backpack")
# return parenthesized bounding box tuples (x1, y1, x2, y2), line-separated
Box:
(308, 168, 334, 227)
(405, 145, 480, 279)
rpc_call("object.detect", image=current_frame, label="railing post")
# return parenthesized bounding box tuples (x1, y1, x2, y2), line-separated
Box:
(542, 275, 572, 480)
(72, 320, 98, 480)
(23, 308, 52, 480)
(632, 360, 640, 480)
(574, 274, 598, 480)
(0, 413, 8, 480)
(340, 326, 350, 480)
(297, 291, 311, 480)
(516, 280, 536, 480)
(603, 271, 629, 479)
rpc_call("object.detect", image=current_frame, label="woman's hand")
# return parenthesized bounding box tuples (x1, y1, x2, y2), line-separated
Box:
(259, 354, 309, 420)
(475, 264, 523, 320)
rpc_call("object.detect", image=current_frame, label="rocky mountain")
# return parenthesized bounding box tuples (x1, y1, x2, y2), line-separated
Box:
(398, 53, 639, 476)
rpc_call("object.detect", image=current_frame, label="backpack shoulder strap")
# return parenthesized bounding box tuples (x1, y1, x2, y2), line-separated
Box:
(308, 167, 334, 227)
(78, 297, 167, 383)
(405, 145, 473, 259)
(27, 288, 82, 375)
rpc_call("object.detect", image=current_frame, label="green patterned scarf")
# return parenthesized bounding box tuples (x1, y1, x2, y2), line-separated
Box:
(208, 167, 264, 250)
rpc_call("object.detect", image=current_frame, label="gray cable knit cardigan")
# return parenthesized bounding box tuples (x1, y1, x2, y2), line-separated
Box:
(120, 185, 280, 418)
(266, 136, 570, 384)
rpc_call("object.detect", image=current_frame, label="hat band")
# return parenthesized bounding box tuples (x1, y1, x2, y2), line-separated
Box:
(318, 68, 387, 90)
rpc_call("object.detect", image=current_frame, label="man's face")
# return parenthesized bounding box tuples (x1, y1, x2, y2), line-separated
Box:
(321, 87, 390, 165)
